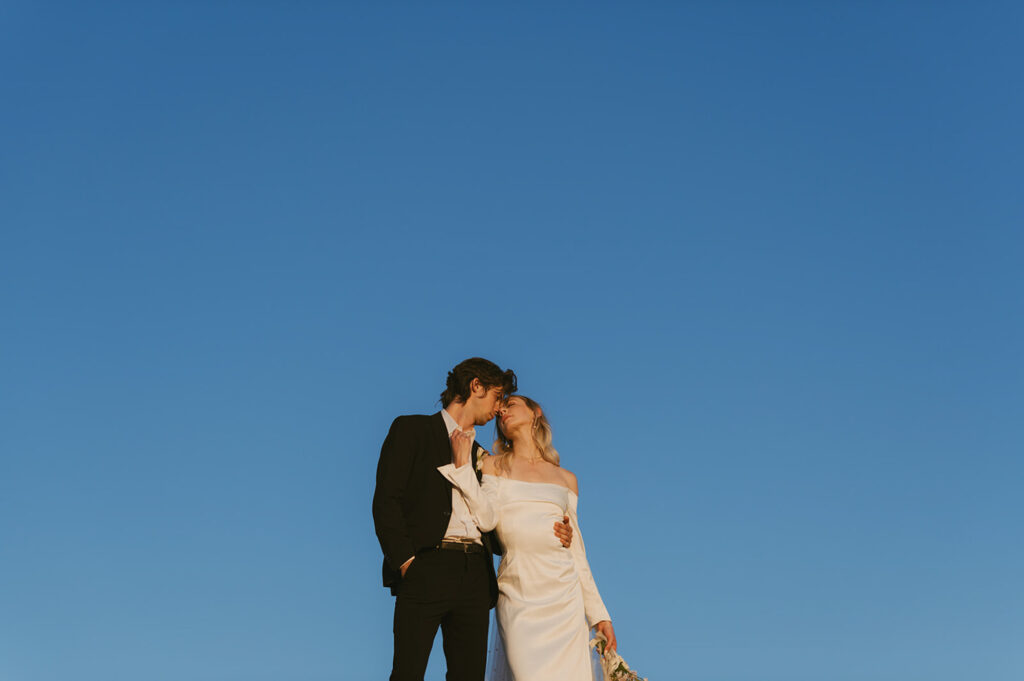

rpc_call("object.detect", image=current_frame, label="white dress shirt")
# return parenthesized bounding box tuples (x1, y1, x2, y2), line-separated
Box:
(437, 408, 483, 544)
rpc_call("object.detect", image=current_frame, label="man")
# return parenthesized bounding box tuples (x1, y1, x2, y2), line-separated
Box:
(373, 357, 573, 681)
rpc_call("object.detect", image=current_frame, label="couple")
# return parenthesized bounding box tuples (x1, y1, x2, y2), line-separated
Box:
(372, 357, 617, 681)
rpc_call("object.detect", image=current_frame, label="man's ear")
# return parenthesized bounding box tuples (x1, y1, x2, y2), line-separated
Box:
(469, 377, 484, 396)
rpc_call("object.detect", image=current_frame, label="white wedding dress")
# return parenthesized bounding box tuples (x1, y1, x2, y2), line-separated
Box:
(438, 465, 611, 681)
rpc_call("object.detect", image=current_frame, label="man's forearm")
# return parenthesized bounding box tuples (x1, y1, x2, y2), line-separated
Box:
(373, 489, 415, 570)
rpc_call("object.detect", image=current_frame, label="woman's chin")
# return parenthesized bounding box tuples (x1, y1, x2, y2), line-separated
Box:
(503, 422, 525, 436)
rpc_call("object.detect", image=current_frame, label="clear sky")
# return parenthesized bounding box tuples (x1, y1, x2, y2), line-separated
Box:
(2, 2, 1022, 680)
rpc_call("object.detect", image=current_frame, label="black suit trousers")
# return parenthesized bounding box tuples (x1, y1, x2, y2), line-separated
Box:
(391, 549, 491, 681)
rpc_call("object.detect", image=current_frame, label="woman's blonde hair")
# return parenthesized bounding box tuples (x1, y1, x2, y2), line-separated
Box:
(492, 395, 560, 475)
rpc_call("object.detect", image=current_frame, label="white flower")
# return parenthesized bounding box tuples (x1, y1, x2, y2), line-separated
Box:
(590, 632, 647, 681)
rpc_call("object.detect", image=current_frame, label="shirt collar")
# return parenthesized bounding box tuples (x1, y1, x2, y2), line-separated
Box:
(441, 408, 476, 440)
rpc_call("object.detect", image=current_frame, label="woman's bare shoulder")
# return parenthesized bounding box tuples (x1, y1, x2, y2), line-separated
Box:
(559, 467, 579, 495)
(481, 455, 499, 475)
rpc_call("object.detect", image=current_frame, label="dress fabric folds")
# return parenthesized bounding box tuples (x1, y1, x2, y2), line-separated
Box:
(482, 475, 611, 681)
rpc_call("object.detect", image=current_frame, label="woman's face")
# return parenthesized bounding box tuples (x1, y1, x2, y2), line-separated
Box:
(499, 396, 537, 434)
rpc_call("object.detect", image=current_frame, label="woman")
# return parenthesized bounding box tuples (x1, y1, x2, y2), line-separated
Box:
(440, 395, 616, 680)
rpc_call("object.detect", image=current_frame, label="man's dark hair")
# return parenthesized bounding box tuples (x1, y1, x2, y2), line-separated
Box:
(440, 357, 517, 408)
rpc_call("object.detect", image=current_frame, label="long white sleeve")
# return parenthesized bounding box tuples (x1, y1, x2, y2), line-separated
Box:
(436, 464, 500, 532)
(568, 491, 611, 627)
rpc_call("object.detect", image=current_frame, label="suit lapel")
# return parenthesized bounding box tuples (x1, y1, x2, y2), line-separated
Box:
(471, 442, 483, 482)
(432, 411, 454, 469)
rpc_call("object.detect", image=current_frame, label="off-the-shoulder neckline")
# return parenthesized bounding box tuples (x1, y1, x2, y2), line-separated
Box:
(482, 473, 576, 495)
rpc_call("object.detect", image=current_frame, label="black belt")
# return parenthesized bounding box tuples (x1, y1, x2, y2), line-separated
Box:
(437, 540, 484, 554)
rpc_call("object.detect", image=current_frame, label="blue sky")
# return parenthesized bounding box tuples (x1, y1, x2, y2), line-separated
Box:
(2, 2, 1022, 680)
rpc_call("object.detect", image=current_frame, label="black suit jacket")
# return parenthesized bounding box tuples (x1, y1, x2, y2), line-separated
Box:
(372, 412, 500, 605)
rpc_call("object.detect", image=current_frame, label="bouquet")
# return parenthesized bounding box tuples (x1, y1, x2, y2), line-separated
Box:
(590, 631, 648, 681)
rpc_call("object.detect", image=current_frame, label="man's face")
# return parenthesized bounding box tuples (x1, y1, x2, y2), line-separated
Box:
(474, 385, 506, 426)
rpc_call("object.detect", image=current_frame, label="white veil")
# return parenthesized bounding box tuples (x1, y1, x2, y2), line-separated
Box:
(484, 611, 512, 681)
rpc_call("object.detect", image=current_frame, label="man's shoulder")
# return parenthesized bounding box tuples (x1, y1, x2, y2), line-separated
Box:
(389, 413, 441, 432)
(391, 412, 440, 423)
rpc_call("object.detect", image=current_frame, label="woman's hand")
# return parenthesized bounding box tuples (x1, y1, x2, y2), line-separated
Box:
(450, 429, 473, 467)
(594, 620, 616, 655)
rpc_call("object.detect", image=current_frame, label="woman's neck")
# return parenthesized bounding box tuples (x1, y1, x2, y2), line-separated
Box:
(509, 432, 543, 463)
